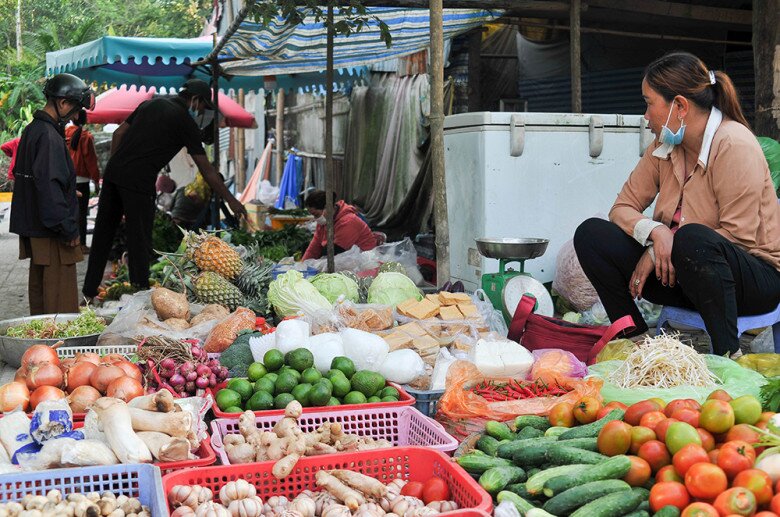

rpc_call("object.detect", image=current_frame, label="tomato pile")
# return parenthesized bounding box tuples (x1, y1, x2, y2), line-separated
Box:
(400, 477, 452, 504)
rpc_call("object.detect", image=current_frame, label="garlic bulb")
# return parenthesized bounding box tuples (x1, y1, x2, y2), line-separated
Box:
(227, 496, 263, 517)
(195, 502, 230, 517)
(219, 480, 256, 507)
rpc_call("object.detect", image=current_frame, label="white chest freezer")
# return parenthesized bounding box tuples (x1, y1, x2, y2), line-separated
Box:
(444, 111, 654, 290)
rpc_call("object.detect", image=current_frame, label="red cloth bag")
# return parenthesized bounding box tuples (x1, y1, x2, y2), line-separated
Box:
(508, 295, 635, 365)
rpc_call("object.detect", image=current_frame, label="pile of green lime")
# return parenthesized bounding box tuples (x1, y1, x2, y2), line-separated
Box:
(214, 348, 401, 414)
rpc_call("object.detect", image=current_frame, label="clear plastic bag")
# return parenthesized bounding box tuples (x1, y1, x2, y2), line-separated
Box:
(203, 308, 256, 353)
(737, 353, 780, 377)
(473, 289, 508, 336)
(309, 300, 394, 334)
(594, 339, 635, 363)
(530, 349, 588, 385)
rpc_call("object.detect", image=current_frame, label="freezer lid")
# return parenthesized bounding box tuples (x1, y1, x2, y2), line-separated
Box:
(444, 111, 645, 131)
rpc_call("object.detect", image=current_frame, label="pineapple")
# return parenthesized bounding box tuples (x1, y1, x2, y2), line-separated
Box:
(193, 271, 245, 311)
(185, 232, 244, 280)
(235, 260, 274, 315)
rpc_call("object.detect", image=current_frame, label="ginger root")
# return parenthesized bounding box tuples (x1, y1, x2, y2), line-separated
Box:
(315, 471, 366, 511)
(329, 470, 388, 500)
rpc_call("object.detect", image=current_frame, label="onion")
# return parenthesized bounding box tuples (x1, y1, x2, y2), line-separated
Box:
(160, 358, 176, 370)
(66, 361, 97, 393)
(14, 367, 26, 383)
(217, 366, 229, 380)
(180, 361, 195, 376)
(89, 364, 125, 393)
(106, 376, 144, 402)
(169, 374, 185, 387)
(191, 346, 203, 359)
(60, 358, 76, 372)
(208, 373, 217, 387)
(185, 381, 196, 393)
(26, 362, 64, 390)
(195, 376, 209, 389)
(29, 385, 65, 410)
(207, 359, 220, 369)
(21, 344, 60, 369)
(66, 385, 101, 413)
(185, 371, 198, 382)
(160, 368, 175, 379)
(113, 360, 142, 383)
(100, 353, 126, 364)
(0, 382, 30, 412)
(75, 352, 100, 365)
(196, 364, 211, 377)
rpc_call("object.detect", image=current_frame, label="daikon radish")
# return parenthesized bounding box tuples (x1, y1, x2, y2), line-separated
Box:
(92, 397, 152, 464)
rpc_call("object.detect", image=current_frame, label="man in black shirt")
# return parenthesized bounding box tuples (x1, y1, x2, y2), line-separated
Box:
(82, 79, 247, 299)
(11, 73, 94, 314)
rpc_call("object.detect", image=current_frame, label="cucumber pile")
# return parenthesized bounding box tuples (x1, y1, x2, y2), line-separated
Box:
(457, 410, 659, 516)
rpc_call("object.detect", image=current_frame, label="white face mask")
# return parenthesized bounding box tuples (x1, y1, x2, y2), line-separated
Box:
(316, 215, 326, 225)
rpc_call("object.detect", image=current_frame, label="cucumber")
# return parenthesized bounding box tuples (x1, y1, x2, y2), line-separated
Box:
(542, 455, 633, 497)
(514, 415, 551, 432)
(556, 437, 599, 451)
(479, 466, 527, 494)
(623, 511, 650, 517)
(545, 444, 609, 465)
(506, 483, 536, 501)
(526, 468, 541, 478)
(637, 500, 650, 512)
(543, 479, 631, 516)
(569, 486, 644, 517)
(526, 464, 591, 495)
(513, 444, 556, 468)
(652, 506, 681, 517)
(455, 452, 514, 474)
(476, 435, 501, 456)
(496, 491, 535, 515)
(497, 436, 557, 459)
(558, 409, 626, 440)
(485, 421, 514, 441)
(516, 426, 545, 440)
(526, 509, 556, 517)
(544, 426, 569, 437)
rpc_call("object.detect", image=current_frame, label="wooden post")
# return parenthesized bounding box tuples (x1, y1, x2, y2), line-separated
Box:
(275, 89, 285, 185)
(570, 0, 582, 113)
(235, 89, 246, 192)
(468, 29, 482, 112)
(325, 2, 336, 273)
(753, 0, 780, 140)
(431, 0, 449, 287)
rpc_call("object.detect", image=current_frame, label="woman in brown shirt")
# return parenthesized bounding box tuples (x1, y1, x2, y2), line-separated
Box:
(574, 51, 780, 356)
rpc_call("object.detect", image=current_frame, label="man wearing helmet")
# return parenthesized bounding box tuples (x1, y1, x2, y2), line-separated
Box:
(82, 78, 248, 301)
(10, 73, 95, 314)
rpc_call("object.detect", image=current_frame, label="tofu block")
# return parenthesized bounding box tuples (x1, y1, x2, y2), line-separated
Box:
(396, 298, 419, 317)
(384, 332, 414, 351)
(438, 305, 463, 321)
(438, 291, 472, 306)
(425, 294, 442, 307)
(412, 334, 441, 357)
(395, 322, 428, 337)
(407, 299, 440, 320)
(457, 303, 479, 318)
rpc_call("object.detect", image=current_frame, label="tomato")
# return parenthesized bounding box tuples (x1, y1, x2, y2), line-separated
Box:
(640, 411, 668, 432)
(760, 412, 776, 426)
(623, 455, 652, 487)
(718, 441, 756, 480)
(548, 402, 575, 427)
(700, 399, 736, 434)
(666, 422, 703, 455)
(639, 440, 672, 473)
(713, 487, 757, 517)
(650, 398, 667, 410)
(775, 479, 780, 494)
(625, 400, 663, 426)
(421, 478, 450, 504)
(672, 443, 710, 477)
(596, 401, 628, 420)
(401, 481, 424, 499)
(684, 463, 728, 501)
(730, 395, 763, 426)
(733, 469, 773, 506)
(708, 389, 733, 402)
(667, 399, 693, 417)
(726, 424, 762, 445)
(696, 428, 716, 452)
(681, 502, 720, 517)
(708, 448, 721, 464)
(598, 420, 632, 456)
(672, 408, 701, 428)
(657, 465, 684, 483)
(772, 493, 780, 514)
(684, 399, 703, 411)
(656, 418, 680, 442)
(755, 512, 780, 517)
(630, 426, 658, 454)
(573, 396, 602, 424)
(649, 481, 691, 512)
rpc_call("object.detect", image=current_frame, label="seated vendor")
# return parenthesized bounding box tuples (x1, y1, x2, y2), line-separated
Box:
(573, 51, 780, 358)
(302, 190, 378, 260)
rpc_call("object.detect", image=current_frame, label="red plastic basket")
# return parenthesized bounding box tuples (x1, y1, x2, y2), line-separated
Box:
(209, 381, 415, 418)
(161, 447, 492, 516)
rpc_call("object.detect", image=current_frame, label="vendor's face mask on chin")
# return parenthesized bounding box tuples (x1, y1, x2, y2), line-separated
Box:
(316, 215, 326, 225)
(659, 102, 686, 146)
(189, 99, 214, 130)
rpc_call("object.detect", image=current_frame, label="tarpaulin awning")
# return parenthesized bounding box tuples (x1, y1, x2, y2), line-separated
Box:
(46, 35, 368, 92)
(88, 86, 258, 128)
(217, 7, 500, 77)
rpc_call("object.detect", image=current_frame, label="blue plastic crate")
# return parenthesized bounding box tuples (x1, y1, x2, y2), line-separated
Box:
(403, 386, 445, 417)
(0, 464, 166, 514)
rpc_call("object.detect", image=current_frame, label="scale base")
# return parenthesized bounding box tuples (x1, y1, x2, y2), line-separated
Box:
(481, 271, 523, 313)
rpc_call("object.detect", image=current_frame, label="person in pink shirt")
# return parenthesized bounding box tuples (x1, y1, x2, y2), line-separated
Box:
(1, 137, 20, 180)
(302, 190, 378, 260)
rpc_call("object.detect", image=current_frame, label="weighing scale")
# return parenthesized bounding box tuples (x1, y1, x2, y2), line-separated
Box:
(476, 237, 555, 323)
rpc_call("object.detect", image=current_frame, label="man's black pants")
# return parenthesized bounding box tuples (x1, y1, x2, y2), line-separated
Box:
(573, 218, 780, 355)
(83, 180, 155, 297)
(76, 181, 90, 246)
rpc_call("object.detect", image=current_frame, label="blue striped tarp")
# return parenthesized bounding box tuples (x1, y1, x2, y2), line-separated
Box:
(219, 7, 500, 76)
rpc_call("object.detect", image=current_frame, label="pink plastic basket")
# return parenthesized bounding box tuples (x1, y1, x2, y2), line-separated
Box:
(210, 405, 458, 464)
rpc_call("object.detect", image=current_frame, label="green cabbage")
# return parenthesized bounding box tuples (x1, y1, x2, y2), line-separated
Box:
(310, 273, 360, 304)
(267, 270, 332, 317)
(367, 272, 422, 308)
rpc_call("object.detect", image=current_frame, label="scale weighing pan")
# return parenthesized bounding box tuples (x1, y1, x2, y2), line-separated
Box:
(476, 238, 549, 260)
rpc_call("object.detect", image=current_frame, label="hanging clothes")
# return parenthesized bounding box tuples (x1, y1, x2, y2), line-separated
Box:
(275, 152, 304, 209)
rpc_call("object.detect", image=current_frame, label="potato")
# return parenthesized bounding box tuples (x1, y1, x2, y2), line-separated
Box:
(189, 312, 216, 327)
(201, 304, 230, 318)
(164, 318, 191, 331)
(150, 287, 190, 321)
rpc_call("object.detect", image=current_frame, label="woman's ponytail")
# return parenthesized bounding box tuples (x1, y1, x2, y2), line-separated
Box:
(712, 70, 751, 130)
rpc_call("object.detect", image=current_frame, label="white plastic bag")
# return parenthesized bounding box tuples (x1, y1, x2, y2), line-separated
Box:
(257, 180, 280, 206)
(340, 328, 389, 372)
(275, 319, 311, 353)
(249, 333, 277, 362)
(473, 289, 508, 336)
(309, 333, 345, 373)
(430, 348, 459, 391)
(378, 349, 426, 384)
(470, 338, 534, 378)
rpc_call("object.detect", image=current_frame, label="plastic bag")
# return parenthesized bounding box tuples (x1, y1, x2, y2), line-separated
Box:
(310, 301, 394, 334)
(30, 399, 76, 443)
(203, 308, 256, 353)
(588, 355, 767, 405)
(737, 353, 780, 377)
(379, 349, 427, 384)
(257, 180, 280, 206)
(175, 395, 212, 445)
(473, 289, 508, 336)
(530, 349, 588, 385)
(553, 239, 600, 312)
(430, 348, 460, 391)
(437, 360, 603, 422)
(366, 238, 423, 285)
(275, 319, 311, 353)
(758, 136, 780, 191)
(594, 339, 635, 363)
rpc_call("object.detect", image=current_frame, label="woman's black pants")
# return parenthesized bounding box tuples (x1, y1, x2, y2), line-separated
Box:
(573, 218, 780, 355)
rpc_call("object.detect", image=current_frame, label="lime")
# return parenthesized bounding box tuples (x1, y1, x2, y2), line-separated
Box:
(216, 388, 242, 411)
(247, 362, 268, 382)
(309, 382, 333, 407)
(274, 393, 296, 409)
(226, 378, 253, 402)
(381, 396, 399, 402)
(286, 348, 315, 372)
(280, 367, 302, 382)
(367, 396, 381, 403)
(264, 373, 279, 384)
(351, 371, 384, 398)
(331, 357, 356, 379)
(327, 369, 347, 380)
(343, 391, 367, 405)
(380, 386, 400, 399)
(263, 349, 285, 372)
(223, 406, 244, 414)
(301, 367, 322, 384)
(326, 397, 341, 406)
(331, 375, 351, 398)
(317, 378, 333, 391)
(248, 390, 274, 411)
(254, 377, 275, 394)
(274, 372, 299, 394)
(291, 383, 313, 406)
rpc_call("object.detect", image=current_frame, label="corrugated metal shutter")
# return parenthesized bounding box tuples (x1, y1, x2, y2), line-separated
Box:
(724, 50, 755, 126)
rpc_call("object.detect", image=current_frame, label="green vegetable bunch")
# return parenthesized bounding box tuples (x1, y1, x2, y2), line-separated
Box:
(6, 310, 106, 339)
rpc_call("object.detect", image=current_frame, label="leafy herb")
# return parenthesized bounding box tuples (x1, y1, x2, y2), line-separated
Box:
(5, 310, 106, 338)
(761, 376, 780, 412)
